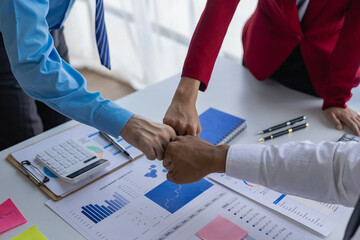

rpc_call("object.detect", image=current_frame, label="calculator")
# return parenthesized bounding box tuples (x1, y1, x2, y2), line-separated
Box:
(36, 139, 110, 184)
(338, 133, 360, 142)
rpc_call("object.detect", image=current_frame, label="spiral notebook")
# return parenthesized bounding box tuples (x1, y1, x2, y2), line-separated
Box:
(199, 108, 246, 145)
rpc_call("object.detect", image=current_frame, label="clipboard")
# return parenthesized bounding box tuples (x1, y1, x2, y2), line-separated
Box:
(6, 123, 144, 201)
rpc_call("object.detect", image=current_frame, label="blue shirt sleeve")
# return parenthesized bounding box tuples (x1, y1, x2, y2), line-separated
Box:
(0, 0, 134, 137)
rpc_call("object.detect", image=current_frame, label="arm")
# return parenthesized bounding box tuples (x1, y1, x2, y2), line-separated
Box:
(163, 77, 201, 136)
(0, 0, 175, 160)
(164, 136, 360, 207)
(0, 0, 132, 137)
(321, 1, 360, 135)
(181, 0, 240, 91)
(227, 141, 360, 207)
(163, 0, 240, 135)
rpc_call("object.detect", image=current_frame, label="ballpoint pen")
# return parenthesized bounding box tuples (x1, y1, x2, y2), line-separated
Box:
(258, 123, 309, 142)
(100, 132, 134, 160)
(257, 115, 306, 135)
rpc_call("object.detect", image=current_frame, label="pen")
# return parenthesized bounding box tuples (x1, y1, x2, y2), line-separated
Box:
(257, 115, 306, 135)
(258, 122, 309, 142)
(100, 132, 134, 160)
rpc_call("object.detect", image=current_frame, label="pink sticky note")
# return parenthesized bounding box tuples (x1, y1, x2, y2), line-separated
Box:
(0, 198, 27, 233)
(196, 215, 248, 240)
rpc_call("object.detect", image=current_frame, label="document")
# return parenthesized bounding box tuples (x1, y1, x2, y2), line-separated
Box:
(209, 174, 353, 236)
(11, 124, 142, 197)
(47, 157, 321, 240)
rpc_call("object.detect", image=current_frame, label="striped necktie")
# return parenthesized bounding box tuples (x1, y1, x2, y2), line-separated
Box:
(95, 0, 111, 69)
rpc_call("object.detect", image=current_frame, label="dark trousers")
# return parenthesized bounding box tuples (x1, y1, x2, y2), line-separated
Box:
(0, 27, 70, 150)
(244, 45, 318, 97)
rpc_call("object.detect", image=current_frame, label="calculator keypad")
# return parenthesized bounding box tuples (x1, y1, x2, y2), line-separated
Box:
(37, 140, 98, 176)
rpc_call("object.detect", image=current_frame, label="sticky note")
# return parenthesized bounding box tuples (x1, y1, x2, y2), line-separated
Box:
(10, 226, 48, 240)
(196, 215, 248, 240)
(0, 198, 27, 233)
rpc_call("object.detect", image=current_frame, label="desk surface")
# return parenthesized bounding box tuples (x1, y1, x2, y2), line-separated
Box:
(1, 58, 359, 240)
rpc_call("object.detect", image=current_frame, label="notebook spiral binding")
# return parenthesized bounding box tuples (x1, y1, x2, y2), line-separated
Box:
(216, 122, 247, 145)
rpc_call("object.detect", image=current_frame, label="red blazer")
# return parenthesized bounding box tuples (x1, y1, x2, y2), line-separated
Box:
(182, 0, 360, 109)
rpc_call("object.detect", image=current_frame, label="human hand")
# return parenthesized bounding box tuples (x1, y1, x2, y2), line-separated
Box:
(323, 107, 360, 136)
(163, 77, 201, 136)
(163, 135, 229, 184)
(121, 115, 176, 160)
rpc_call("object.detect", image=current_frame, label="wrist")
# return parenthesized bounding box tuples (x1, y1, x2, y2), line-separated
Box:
(120, 115, 138, 137)
(210, 144, 229, 173)
(173, 77, 200, 104)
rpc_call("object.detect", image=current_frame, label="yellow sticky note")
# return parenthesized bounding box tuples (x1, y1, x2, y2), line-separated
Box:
(11, 226, 48, 240)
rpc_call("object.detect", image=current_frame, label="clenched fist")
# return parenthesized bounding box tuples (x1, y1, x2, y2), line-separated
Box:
(121, 115, 176, 160)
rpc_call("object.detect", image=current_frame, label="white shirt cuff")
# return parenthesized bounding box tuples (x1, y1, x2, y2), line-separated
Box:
(226, 144, 265, 184)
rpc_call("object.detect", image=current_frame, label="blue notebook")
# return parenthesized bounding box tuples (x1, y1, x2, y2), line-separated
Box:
(199, 108, 246, 145)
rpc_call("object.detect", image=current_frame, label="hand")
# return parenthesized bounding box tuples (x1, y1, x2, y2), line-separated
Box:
(121, 115, 176, 160)
(163, 77, 201, 136)
(163, 136, 229, 184)
(323, 107, 360, 136)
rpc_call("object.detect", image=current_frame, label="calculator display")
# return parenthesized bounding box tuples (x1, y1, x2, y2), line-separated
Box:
(66, 159, 108, 179)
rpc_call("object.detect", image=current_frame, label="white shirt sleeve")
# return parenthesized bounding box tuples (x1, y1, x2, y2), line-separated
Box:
(226, 141, 360, 207)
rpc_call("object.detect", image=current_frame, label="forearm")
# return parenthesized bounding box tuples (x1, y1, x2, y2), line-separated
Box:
(172, 77, 200, 104)
(322, 0, 360, 110)
(182, 0, 240, 91)
(226, 141, 360, 207)
(0, 0, 133, 137)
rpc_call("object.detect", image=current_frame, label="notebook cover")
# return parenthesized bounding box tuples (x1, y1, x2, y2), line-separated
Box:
(199, 108, 246, 145)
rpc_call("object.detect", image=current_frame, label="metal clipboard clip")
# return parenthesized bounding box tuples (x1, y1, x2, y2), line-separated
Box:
(19, 160, 50, 186)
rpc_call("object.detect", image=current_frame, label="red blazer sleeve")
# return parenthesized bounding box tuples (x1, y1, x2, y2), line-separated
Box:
(181, 0, 240, 91)
(321, 0, 360, 110)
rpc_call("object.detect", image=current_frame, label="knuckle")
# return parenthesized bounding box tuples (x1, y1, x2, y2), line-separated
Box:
(174, 136, 183, 142)
(184, 123, 193, 129)
(167, 142, 176, 151)
(143, 141, 153, 150)
(165, 119, 175, 127)
(157, 149, 165, 159)
(152, 134, 160, 143)
(185, 124, 196, 134)
(174, 122, 184, 130)
(147, 153, 156, 160)
(179, 122, 187, 129)
(142, 145, 155, 160)
(167, 125, 176, 135)
(163, 116, 170, 123)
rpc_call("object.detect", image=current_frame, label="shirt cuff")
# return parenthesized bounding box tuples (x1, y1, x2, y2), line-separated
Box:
(93, 101, 134, 137)
(322, 98, 347, 110)
(226, 144, 265, 183)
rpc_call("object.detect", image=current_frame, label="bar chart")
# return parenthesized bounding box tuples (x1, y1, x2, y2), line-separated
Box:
(81, 192, 129, 224)
(210, 173, 350, 236)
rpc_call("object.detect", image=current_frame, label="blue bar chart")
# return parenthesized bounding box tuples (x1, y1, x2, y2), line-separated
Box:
(81, 192, 129, 224)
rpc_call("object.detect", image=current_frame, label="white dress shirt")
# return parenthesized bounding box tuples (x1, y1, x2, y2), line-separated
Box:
(226, 141, 360, 206)
(296, 0, 310, 21)
(226, 141, 360, 239)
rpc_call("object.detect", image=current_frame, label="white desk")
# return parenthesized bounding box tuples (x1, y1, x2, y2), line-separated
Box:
(1, 58, 358, 240)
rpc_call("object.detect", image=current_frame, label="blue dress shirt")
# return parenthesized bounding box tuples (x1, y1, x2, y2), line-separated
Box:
(0, 0, 134, 137)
